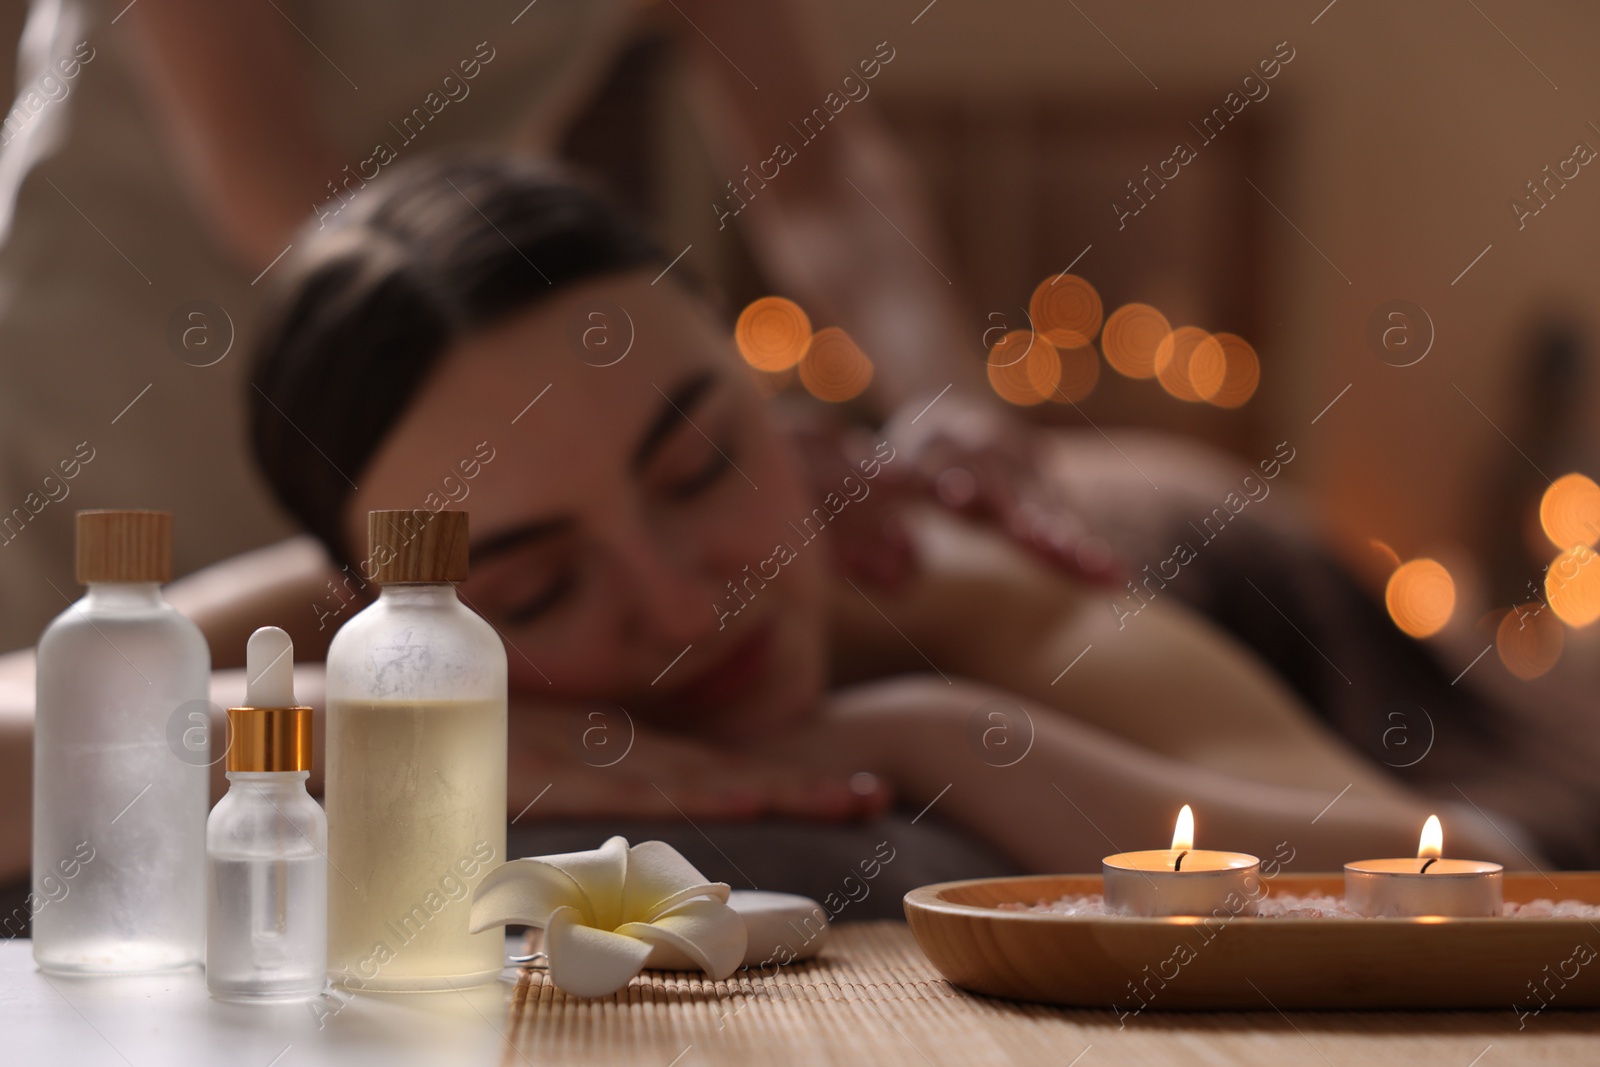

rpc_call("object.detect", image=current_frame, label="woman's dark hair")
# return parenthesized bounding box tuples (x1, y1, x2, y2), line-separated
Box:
(248, 153, 664, 561)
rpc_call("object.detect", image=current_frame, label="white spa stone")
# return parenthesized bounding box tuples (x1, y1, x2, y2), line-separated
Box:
(646, 890, 829, 970)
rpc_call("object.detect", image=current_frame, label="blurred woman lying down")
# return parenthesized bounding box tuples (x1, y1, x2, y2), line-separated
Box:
(9, 153, 1589, 886)
(231, 153, 1600, 873)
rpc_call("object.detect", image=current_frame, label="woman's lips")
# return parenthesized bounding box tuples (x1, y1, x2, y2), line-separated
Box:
(672, 619, 776, 707)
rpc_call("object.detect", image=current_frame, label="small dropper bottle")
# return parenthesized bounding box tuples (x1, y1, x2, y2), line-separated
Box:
(206, 627, 328, 1001)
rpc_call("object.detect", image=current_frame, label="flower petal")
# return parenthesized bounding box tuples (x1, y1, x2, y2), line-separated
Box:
(545, 904, 654, 998)
(618, 897, 748, 980)
(622, 839, 730, 919)
(540, 835, 630, 930)
(469, 857, 592, 933)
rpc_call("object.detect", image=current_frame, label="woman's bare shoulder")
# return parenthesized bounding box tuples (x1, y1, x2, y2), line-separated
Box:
(166, 535, 347, 667)
(826, 505, 1090, 682)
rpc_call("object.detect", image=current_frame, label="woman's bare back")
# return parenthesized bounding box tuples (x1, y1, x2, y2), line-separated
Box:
(826, 505, 1411, 802)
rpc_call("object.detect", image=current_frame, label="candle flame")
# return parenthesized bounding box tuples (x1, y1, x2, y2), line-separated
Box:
(1418, 814, 1443, 860)
(1172, 804, 1195, 852)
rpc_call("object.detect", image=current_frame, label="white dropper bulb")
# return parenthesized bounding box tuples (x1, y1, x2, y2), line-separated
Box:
(244, 626, 298, 707)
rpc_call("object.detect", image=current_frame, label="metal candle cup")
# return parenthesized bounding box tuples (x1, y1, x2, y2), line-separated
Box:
(1101, 805, 1262, 917)
(1102, 850, 1263, 917)
(1343, 815, 1503, 918)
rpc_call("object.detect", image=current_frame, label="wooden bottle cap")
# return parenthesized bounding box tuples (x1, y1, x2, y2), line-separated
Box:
(75, 509, 172, 584)
(367, 509, 469, 583)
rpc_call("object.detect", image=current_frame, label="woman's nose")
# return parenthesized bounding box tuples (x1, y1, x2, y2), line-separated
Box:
(612, 532, 718, 647)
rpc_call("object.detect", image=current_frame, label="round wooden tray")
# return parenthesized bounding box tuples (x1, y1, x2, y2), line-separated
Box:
(904, 872, 1600, 1010)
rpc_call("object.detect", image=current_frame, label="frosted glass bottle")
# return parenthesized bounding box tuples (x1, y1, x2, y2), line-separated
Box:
(206, 627, 327, 1001)
(324, 510, 507, 990)
(33, 510, 209, 974)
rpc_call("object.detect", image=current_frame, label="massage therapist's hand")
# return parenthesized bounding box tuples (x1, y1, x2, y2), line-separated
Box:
(506, 702, 893, 824)
(781, 405, 917, 588)
(884, 392, 1121, 585)
(782, 399, 1120, 591)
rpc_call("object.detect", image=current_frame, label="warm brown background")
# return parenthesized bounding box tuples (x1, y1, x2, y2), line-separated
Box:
(2, 1, 1595, 646)
(576, 0, 1600, 624)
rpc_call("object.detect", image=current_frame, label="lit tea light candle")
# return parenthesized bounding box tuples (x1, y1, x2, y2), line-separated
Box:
(1102, 805, 1262, 917)
(1344, 814, 1503, 917)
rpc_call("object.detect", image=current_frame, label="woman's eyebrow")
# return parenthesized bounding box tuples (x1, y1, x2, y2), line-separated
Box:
(631, 370, 717, 473)
(468, 371, 718, 564)
(470, 516, 575, 563)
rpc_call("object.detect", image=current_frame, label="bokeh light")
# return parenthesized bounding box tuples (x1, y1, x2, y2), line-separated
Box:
(1207, 332, 1260, 408)
(1539, 472, 1600, 551)
(735, 296, 812, 372)
(987, 329, 1060, 406)
(1385, 558, 1456, 638)
(1029, 274, 1103, 350)
(798, 326, 873, 402)
(1048, 342, 1100, 404)
(1101, 303, 1171, 379)
(1154, 326, 1226, 403)
(1367, 539, 1402, 575)
(1496, 603, 1564, 679)
(1545, 544, 1600, 627)
(1188, 337, 1227, 401)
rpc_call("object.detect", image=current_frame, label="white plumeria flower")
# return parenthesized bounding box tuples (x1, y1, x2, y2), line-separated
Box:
(469, 835, 748, 998)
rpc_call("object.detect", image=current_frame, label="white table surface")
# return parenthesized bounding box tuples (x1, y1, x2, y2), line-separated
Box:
(1, 938, 522, 1067)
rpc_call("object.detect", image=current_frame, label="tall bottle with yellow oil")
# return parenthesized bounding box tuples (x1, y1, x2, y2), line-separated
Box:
(324, 510, 507, 990)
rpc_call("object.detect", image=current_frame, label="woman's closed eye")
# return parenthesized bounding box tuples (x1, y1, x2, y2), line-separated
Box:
(648, 399, 741, 502)
(505, 569, 577, 624)
(465, 543, 580, 627)
(665, 442, 735, 500)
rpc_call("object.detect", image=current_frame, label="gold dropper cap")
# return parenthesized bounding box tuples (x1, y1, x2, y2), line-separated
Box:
(75, 509, 172, 584)
(227, 626, 313, 772)
(226, 706, 313, 772)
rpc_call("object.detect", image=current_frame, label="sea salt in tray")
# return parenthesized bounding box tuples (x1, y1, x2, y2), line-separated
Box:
(903, 873, 1600, 1010)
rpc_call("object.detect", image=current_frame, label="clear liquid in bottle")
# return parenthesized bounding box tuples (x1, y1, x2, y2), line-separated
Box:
(33, 511, 208, 975)
(204, 628, 327, 1001)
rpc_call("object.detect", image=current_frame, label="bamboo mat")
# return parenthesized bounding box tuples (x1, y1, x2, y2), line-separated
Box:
(500, 921, 1600, 1066)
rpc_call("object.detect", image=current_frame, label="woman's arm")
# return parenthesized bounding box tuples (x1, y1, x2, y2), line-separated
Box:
(773, 675, 1525, 872)
(0, 540, 337, 881)
(164, 535, 347, 669)
(0, 650, 33, 883)
(503, 699, 889, 826)
(0, 652, 328, 884)
(119, 0, 343, 268)
(0, 531, 887, 881)
(672, 0, 979, 411)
